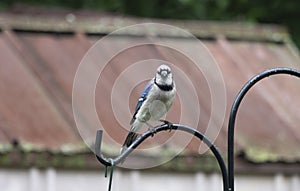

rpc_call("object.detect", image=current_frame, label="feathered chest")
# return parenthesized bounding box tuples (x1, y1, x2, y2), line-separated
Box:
(148, 84, 176, 103)
(133, 80, 176, 123)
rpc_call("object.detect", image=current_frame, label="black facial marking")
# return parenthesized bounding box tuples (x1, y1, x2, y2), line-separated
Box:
(157, 66, 171, 75)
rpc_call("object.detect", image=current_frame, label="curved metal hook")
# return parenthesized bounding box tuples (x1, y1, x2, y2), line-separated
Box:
(227, 67, 300, 191)
(95, 123, 229, 191)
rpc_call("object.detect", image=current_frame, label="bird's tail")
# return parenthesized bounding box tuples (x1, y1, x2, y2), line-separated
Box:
(120, 131, 139, 154)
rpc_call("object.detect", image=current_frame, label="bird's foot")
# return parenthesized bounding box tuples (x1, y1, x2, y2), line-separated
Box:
(148, 127, 157, 137)
(159, 119, 173, 132)
(146, 122, 156, 137)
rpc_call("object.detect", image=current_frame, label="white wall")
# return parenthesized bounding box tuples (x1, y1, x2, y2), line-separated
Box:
(0, 168, 299, 191)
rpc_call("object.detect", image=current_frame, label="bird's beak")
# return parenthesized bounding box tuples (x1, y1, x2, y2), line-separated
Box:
(161, 71, 168, 77)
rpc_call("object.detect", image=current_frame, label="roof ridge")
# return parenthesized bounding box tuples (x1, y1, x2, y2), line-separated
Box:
(0, 13, 289, 43)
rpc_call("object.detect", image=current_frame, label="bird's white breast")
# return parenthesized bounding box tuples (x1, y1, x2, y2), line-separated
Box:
(136, 83, 176, 122)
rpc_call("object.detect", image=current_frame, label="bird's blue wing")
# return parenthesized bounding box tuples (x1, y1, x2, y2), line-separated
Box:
(130, 79, 153, 125)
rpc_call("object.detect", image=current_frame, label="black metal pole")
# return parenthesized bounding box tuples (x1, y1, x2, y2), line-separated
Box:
(96, 123, 229, 191)
(227, 67, 300, 191)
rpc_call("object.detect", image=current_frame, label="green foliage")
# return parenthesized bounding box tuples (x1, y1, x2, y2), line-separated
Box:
(1, 0, 300, 47)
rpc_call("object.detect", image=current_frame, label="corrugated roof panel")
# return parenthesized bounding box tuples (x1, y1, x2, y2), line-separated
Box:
(0, 14, 299, 162)
(12, 32, 93, 132)
(212, 39, 300, 160)
(0, 32, 79, 148)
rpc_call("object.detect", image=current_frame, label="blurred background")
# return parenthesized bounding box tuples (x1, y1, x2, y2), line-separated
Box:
(1, 0, 299, 48)
(0, 1, 300, 191)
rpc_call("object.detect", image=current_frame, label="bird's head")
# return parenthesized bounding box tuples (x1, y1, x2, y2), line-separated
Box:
(155, 64, 173, 86)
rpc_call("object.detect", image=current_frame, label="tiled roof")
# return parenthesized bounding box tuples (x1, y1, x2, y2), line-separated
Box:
(0, 11, 300, 169)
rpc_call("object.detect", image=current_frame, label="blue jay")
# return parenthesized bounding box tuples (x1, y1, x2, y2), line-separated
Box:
(121, 64, 176, 154)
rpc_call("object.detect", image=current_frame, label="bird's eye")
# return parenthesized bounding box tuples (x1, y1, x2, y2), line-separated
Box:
(158, 68, 170, 75)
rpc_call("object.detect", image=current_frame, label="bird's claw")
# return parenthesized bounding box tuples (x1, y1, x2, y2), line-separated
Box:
(159, 119, 173, 132)
(148, 127, 157, 137)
